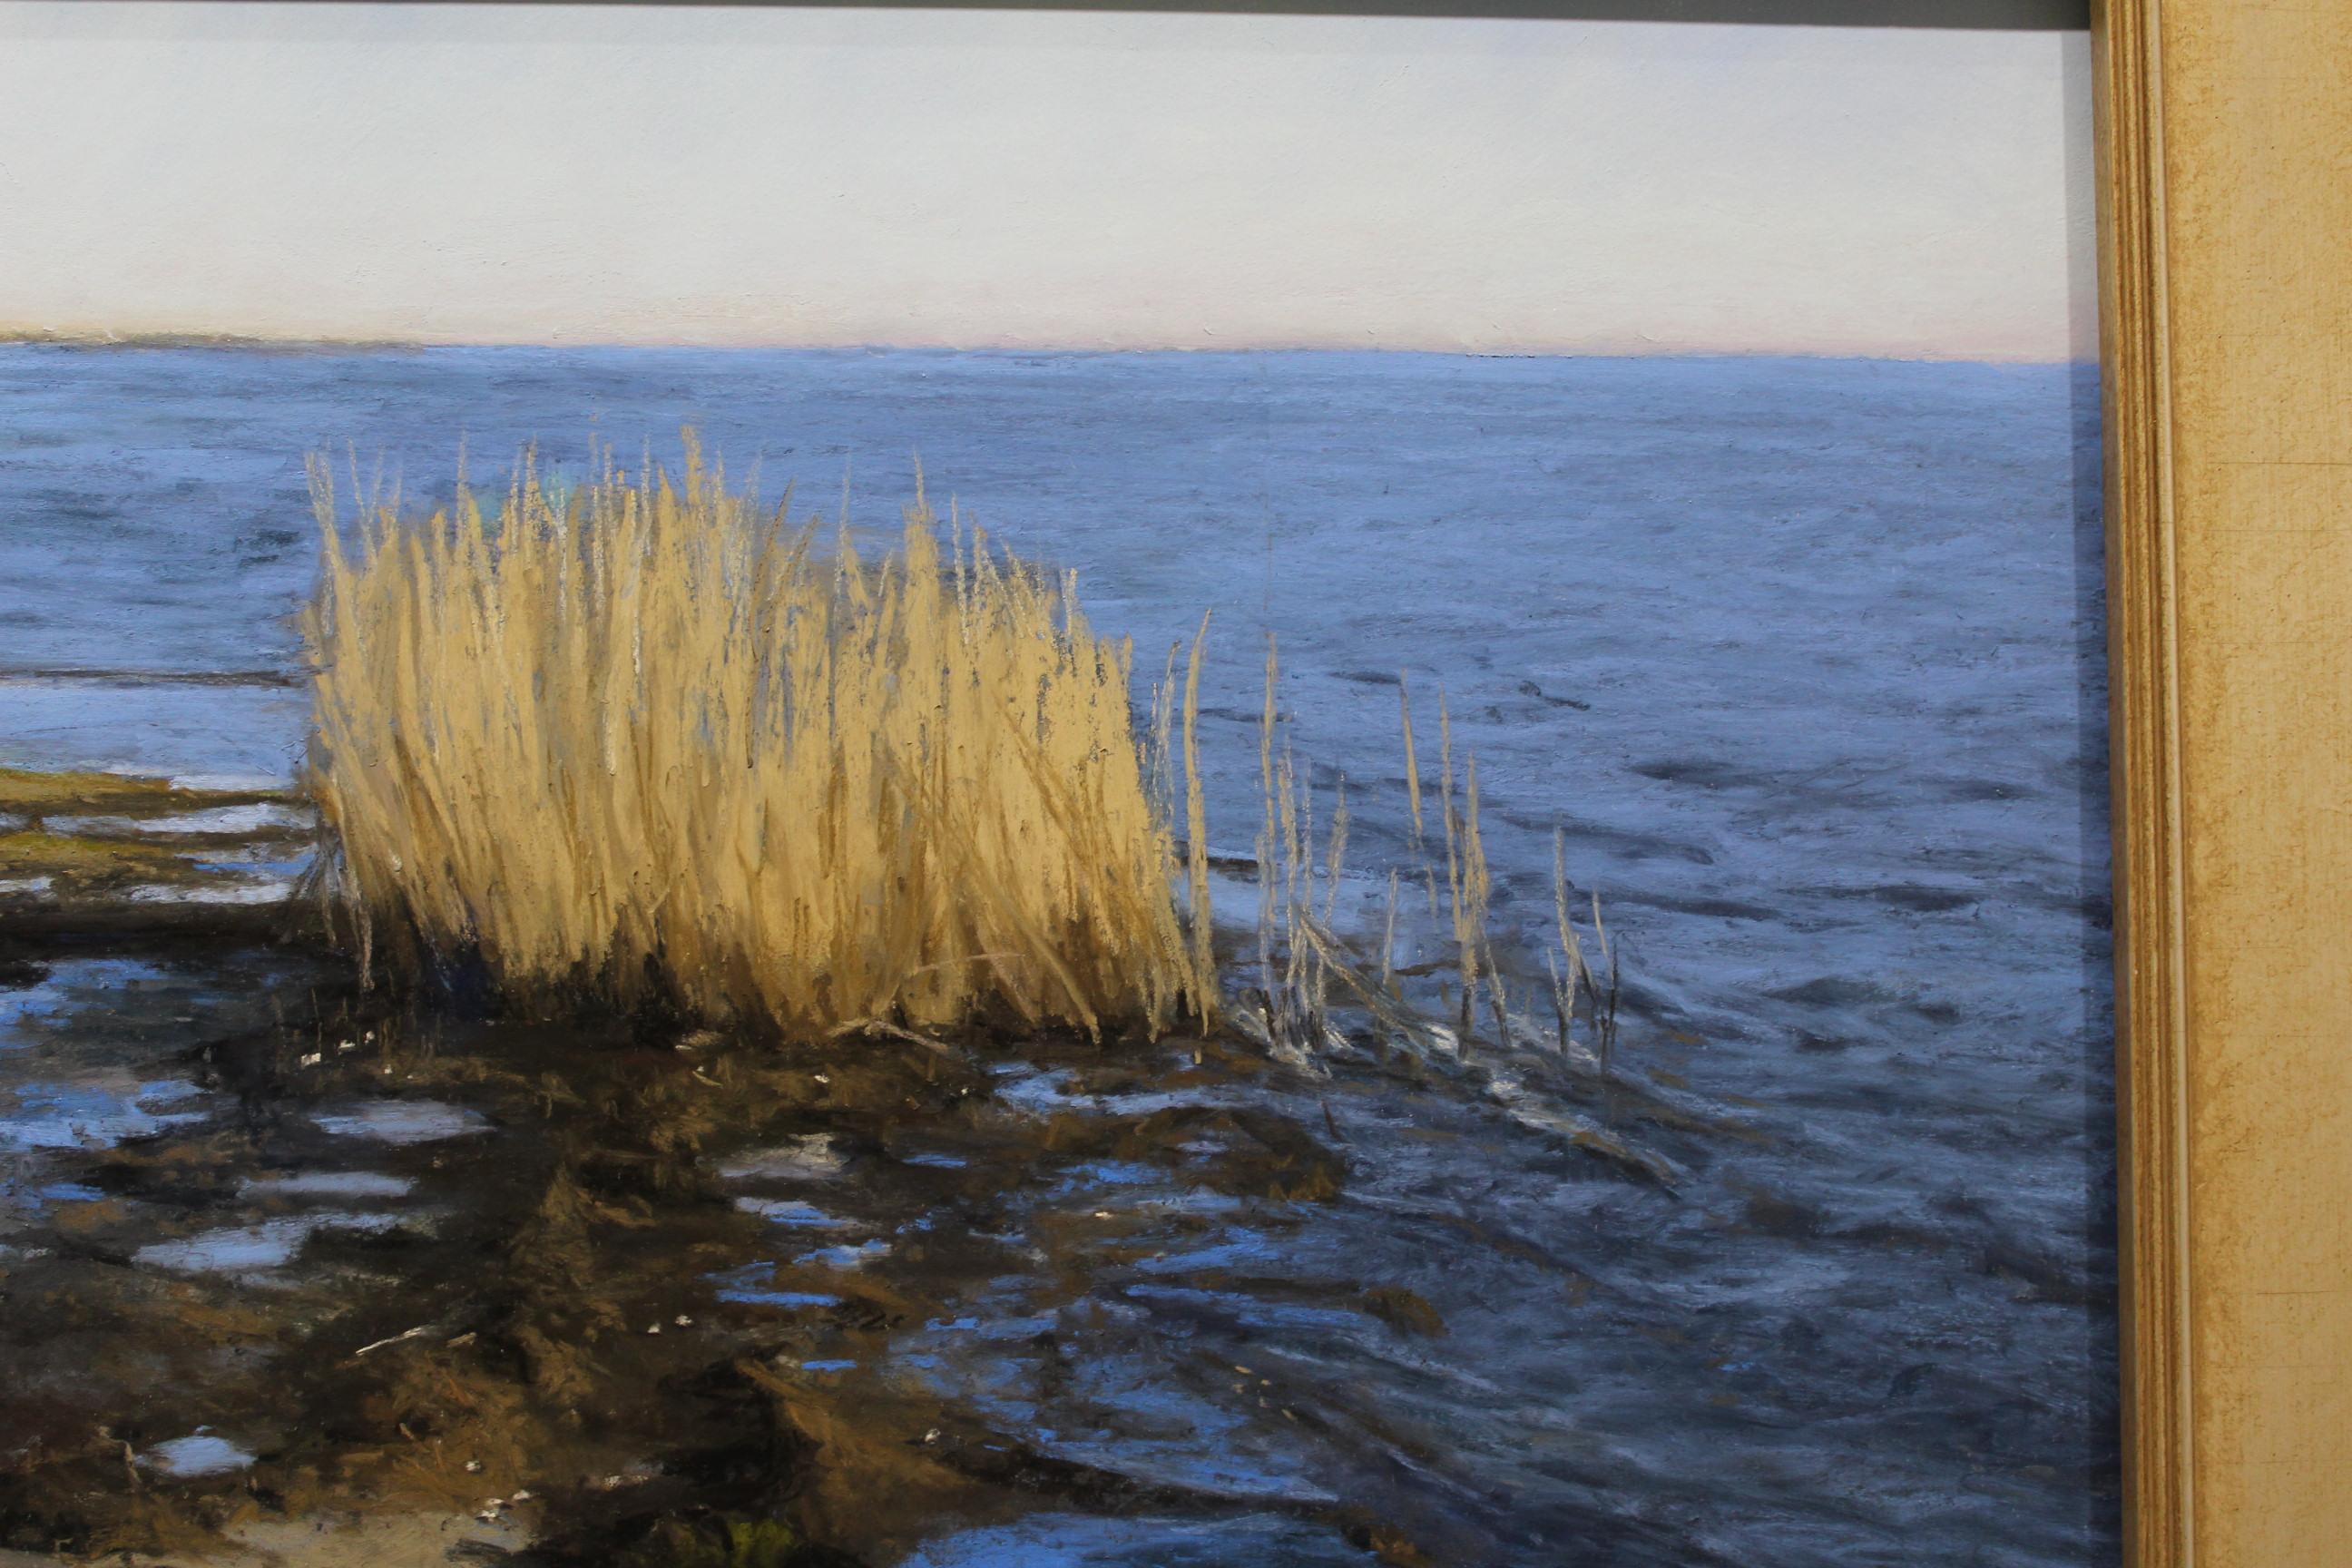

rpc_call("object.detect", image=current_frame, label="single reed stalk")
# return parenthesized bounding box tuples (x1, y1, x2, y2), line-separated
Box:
(1399, 674, 1425, 850)
(1436, 696, 1484, 1044)
(1181, 612, 1215, 1024)
(1324, 774, 1349, 925)
(1381, 868, 1400, 997)
(1255, 634, 1283, 1033)
(1551, 828, 1583, 1054)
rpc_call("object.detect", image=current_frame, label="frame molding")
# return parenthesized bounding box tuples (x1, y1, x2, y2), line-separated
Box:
(2102, 0, 2352, 1559)
(2094, 2, 2189, 1564)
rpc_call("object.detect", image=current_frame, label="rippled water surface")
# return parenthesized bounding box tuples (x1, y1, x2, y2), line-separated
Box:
(0, 346, 2113, 1565)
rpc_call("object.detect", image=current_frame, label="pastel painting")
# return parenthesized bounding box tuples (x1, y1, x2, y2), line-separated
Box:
(0, 5, 2112, 1567)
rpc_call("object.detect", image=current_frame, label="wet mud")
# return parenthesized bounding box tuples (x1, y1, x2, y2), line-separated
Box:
(2, 939, 1738, 1567)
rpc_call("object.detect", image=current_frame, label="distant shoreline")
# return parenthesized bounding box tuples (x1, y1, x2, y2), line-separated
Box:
(0, 329, 416, 354)
(0, 331, 2097, 368)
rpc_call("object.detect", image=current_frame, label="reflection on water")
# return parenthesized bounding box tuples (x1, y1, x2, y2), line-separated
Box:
(140, 1434, 256, 1480)
(132, 1211, 408, 1277)
(310, 1101, 492, 1145)
(0, 1073, 209, 1151)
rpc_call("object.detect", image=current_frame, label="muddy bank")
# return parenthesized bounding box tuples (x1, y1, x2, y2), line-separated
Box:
(0, 768, 314, 943)
(0, 934, 1742, 1568)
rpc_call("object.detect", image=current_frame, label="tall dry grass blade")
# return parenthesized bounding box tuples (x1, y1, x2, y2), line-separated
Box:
(1589, 885, 1622, 1121)
(1324, 773, 1349, 925)
(1399, 671, 1443, 922)
(1464, 751, 1495, 998)
(1278, 739, 1305, 1040)
(1150, 640, 1180, 820)
(1435, 694, 1482, 1042)
(1398, 672, 1424, 851)
(1256, 633, 1281, 1021)
(1551, 828, 1583, 1054)
(1181, 612, 1216, 1022)
(1381, 867, 1400, 996)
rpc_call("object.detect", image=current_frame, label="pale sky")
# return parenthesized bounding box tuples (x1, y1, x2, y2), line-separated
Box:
(0, 4, 2094, 359)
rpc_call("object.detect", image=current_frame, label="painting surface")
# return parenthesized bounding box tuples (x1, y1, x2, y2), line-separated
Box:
(0, 8, 2113, 1566)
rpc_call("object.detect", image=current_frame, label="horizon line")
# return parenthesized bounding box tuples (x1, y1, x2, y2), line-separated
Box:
(0, 328, 2096, 369)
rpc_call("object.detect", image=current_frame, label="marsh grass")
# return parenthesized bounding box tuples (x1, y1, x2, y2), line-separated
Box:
(1223, 664, 1661, 1173)
(301, 433, 1623, 1099)
(0, 765, 287, 819)
(302, 438, 1215, 1040)
(0, 767, 304, 902)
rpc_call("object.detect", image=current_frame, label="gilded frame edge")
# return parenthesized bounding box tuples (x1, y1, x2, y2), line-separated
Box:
(2092, 2, 2187, 1564)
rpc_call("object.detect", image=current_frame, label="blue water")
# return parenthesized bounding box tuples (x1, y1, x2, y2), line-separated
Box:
(0, 344, 2114, 1564)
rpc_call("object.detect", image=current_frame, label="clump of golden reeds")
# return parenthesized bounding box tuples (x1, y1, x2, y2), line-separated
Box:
(301, 437, 1215, 1040)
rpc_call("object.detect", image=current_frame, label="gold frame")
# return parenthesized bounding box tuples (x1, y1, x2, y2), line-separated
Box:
(2097, 1, 2347, 1563)
(2095, 2, 2183, 1561)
